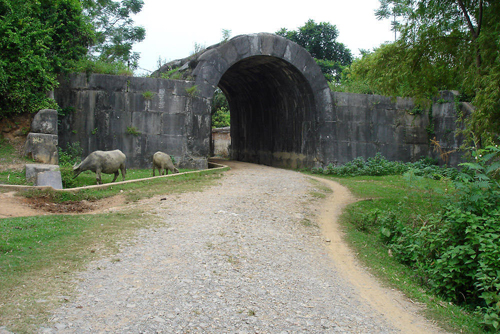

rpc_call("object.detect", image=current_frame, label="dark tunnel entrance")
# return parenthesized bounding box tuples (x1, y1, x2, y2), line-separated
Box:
(216, 55, 318, 169)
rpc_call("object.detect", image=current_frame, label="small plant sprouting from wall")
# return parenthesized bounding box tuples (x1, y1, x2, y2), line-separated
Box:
(407, 105, 424, 115)
(91, 128, 98, 135)
(126, 126, 141, 136)
(142, 91, 155, 100)
(185, 85, 198, 97)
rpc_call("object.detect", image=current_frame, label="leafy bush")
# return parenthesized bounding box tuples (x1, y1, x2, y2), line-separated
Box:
(0, 0, 93, 116)
(73, 58, 133, 76)
(58, 142, 83, 188)
(312, 152, 460, 181)
(212, 106, 230, 128)
(379, 145, 500, 331)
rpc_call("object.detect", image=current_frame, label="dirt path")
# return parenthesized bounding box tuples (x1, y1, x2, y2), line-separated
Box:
(311, 176, 445, 334)
(2, 161, 444, 333)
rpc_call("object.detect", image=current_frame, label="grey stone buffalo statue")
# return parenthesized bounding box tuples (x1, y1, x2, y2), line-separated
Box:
(152, 151, 179, 176)
(73, 149, 127, 185)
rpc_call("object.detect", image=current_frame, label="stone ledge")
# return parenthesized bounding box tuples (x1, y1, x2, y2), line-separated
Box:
(25, 164, 60, 182)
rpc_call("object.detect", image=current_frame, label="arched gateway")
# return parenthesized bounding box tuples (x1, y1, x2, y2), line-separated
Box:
(160, 33, 333, 169)
(57, 34, 458, 171)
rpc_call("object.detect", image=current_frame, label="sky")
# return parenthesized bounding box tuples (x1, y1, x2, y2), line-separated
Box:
(132, 0, 395, 75)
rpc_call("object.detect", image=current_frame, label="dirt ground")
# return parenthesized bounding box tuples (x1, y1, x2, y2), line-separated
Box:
(0, 191, 126, 219)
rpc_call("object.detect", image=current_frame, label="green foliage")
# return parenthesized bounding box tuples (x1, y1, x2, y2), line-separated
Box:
(345, 0, 500, 144)
(377, 145, 500, 331)
(160, 68, 183, 80)
(126, 126, 140, 136)
(73, 57, 133, 76)
(82, 0, 145, 68)
(58, 142, 83, 188)
(0, 0, 94, 116)
(276, 19, 353, 82)
(212, 106, 230, 128)
(311, 152, 460, 179)
(141, 91, 154, 100)
(221, 28, 232, 42)
(185, 85, 198, 97)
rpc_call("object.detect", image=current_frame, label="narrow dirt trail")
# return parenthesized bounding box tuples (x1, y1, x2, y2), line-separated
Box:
(21, 161, 446, 333)
(310, 176, 445, 334)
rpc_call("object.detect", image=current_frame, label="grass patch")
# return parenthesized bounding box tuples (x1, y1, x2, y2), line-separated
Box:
(22, 168, 227, 203)
(0, 210, 153, 332)
(314, 173, 486, 333)
(65, 167, 195, 188)
(0, 168, 226, 332)
(0, 170, 32, 186)
(0, 137, 31, 168)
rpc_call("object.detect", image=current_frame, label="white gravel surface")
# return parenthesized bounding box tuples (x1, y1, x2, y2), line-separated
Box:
(39, 162, 397, 333)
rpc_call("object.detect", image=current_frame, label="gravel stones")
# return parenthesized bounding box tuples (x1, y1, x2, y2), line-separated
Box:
(40, 162, 396, 333)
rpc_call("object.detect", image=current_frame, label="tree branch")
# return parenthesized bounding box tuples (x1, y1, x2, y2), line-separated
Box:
(455, 0, 478, 39)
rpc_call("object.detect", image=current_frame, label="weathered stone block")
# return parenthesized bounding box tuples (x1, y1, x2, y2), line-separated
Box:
(31, 109, 58, 134)
(25, 164, 60, 182)
(25, 133, 58, 164)
(36, 170, 63, 189)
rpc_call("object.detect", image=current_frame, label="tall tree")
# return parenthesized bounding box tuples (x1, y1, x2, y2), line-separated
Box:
(343, 0, 500, 144)
(81, 0, 145, 68)
(0, 0, 93, 116)
(277, 20, 353, 82)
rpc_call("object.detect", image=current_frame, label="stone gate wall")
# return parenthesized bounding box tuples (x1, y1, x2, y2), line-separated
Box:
(323, 90, 463, 166)
(55, 73, 210, 169)
(55, 73, 464, 169)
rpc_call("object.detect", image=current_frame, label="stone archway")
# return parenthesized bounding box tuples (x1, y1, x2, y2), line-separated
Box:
(189, 33, 333, 169)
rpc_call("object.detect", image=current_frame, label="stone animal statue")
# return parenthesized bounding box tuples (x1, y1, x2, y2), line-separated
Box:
(152, 151, 179, 176)
(73, 149, 127, 185)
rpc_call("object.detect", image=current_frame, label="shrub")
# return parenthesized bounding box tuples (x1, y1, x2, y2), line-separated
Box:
(379, 145, 500, 331)
(58, 142, 83, 188)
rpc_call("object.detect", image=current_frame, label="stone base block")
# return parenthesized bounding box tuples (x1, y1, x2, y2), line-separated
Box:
(26, 164, 60, 182)
(36, 170, 63, 189)
(25, 133, 59, 164)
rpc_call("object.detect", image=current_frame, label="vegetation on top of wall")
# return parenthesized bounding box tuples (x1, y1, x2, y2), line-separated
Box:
(73, 58, 133, 76)
(333, 0, 500, 147)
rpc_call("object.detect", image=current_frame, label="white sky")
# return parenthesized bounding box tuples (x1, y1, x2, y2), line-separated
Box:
(132, 0, 395, 74)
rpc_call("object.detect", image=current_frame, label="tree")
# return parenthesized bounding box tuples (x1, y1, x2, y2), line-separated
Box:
(276, 19, 353, 82)
(342, 0, 500, 145)
(81, 0, 145, 68)
(0, 0, 94, 116)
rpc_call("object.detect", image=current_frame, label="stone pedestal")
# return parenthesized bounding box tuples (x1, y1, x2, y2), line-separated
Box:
(25, 133, 59, 165)
(25, 164, 60, 182)
(36, 170, 63, 189)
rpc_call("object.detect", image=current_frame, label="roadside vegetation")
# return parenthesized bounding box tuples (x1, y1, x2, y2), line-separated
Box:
(310, 146, 500, 333)
(0, 167, 226, 332)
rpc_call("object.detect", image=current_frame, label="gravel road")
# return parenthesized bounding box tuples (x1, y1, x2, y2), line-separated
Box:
(37, 161, 433, 333)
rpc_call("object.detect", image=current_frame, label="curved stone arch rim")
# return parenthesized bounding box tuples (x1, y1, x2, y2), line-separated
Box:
(192, 33, 331, 101)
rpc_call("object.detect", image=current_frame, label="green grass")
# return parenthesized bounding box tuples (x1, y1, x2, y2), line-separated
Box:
(313, 173, 486, 333)
(23, 168, 228, 203)
(63, 167, 195, 188)
(0, 170, 32, 185)
(0, 168, 227, 333)
(0, 138, 32, 167)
